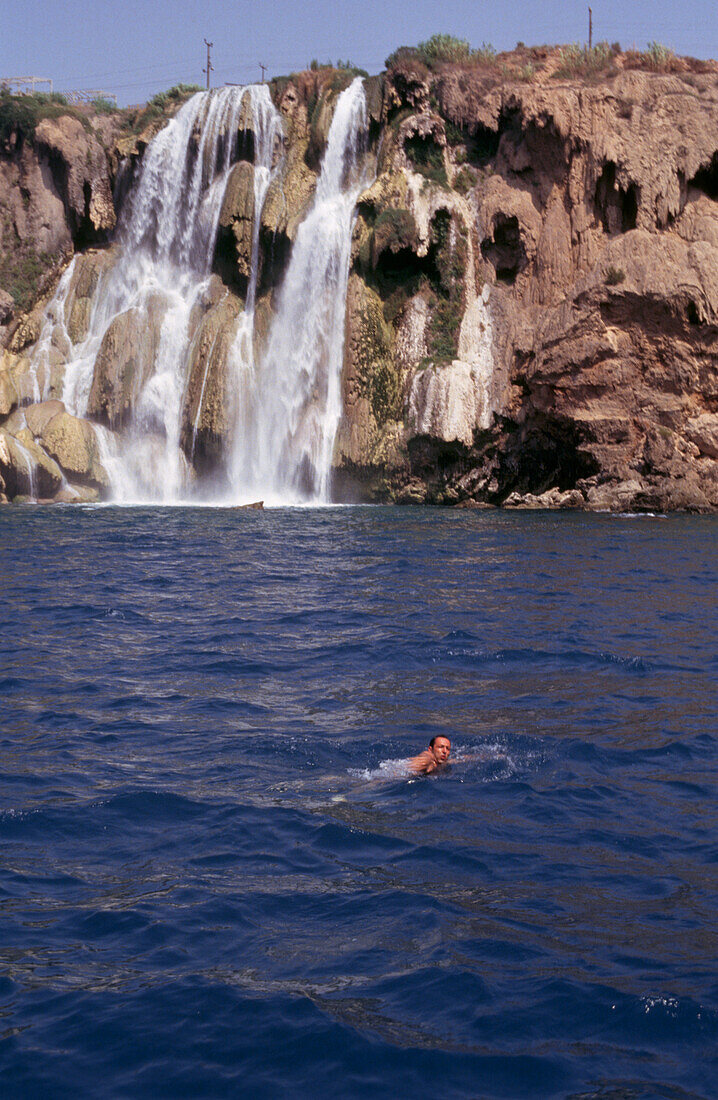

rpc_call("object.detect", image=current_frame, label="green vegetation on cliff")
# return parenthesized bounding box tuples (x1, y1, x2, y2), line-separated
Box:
(385, 34, 496, 71)
(0, 209, 56, 310)
(128, 84, 202, 133)
(0, 90, 87, 147)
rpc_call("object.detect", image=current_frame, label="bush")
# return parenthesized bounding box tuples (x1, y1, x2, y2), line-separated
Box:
(385, 45, 421, 69)
(605, 266, 625, 286)
(0, 90, 85, 146)
(623, 42, 683, 74)
(373, 208, 418, 257)
(91, 96, 117, 114)
(645, 41, 675, 69)
(385, 36, 496, 72)
(148, 83, 202, 110)
(335, 60, 369, 77)
(554, 41, 616, 79)
(473, 42, 497, 64)
(417, 33, 472, 66)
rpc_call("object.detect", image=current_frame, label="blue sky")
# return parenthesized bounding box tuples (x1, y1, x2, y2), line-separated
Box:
(2, 0, 717, 105)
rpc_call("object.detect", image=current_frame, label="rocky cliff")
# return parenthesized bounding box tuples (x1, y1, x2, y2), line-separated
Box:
(2, 49, 718, 511)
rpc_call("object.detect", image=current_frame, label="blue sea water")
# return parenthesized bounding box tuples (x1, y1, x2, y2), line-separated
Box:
(1, 505, 717, 1099)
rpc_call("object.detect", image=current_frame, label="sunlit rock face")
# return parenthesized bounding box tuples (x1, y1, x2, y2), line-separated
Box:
(2, 52, 718, 509)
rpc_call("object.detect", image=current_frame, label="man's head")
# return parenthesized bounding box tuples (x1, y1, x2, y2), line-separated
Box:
(429, 736, 451, 764)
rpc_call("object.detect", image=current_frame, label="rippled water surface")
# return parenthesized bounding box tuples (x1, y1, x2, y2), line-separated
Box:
(2, 506, 717, 1098)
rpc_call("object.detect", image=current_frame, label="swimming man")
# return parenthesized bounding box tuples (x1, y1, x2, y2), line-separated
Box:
(409, 735, 451, 775)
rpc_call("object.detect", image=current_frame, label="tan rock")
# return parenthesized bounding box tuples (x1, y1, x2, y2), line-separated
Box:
(65, 250, 116, 344)
(181, 290, 243, 461)
(685, 414, 718, 459)
(218, 162, 255, 280)
(35, 116, 116, 235)
(24, 399, 66, 437)
(39, 411, 109, 487)
(0, 427, 65, 498)
(87, 297, 166, 428)
(261, 137, 317, 242)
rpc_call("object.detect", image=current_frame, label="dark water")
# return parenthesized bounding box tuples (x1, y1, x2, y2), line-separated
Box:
(1, 505, 717, 1099)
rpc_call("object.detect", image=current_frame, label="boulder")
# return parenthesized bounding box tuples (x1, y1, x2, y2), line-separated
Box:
(39, 410, 109, 487)
(24, 399, 66, 437)
(685, 413, 718, 460)
(0, 427, 65, 498)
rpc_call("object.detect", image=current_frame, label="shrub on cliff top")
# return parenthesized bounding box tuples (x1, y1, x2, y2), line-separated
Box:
(417, 34, 473, 66)
(385, 35, 496, 72)
(91, 96, 117, 114)
(623, 42, 683, 73)
(148, 83, 202, 110)
(554, 41, 618, 80)
(0, 90, 85, 147)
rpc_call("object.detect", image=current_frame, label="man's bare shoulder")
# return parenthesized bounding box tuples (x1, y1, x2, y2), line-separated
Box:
(408, 749, 436, 775)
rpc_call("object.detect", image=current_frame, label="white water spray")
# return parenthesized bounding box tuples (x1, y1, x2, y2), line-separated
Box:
(225, 77, 370, 504)
(28, 85, 282, 502)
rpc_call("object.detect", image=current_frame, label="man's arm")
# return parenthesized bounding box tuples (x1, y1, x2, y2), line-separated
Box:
(408, 750, 436, 775)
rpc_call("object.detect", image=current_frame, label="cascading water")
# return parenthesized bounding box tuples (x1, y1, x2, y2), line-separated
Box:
(225, 76, 370, 504)
(30, 84, 282, 502)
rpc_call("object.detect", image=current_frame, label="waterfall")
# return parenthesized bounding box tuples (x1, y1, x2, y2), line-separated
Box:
(225, 77, 370, 504)
(19, 79, 369, 506)
(29, 85, 282, 502)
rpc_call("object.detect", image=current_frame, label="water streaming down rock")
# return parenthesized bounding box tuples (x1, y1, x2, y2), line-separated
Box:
(30, 85, 282, 502)
(226, 77, 370, 504)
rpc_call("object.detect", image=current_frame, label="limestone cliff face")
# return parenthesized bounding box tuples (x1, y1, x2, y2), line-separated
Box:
(333, 58, 718, 511)
(1, 57, 718, 510)
(0, 111, 118, 339)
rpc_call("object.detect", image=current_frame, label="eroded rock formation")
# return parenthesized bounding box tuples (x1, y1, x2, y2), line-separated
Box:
(1, 52, 718, 510)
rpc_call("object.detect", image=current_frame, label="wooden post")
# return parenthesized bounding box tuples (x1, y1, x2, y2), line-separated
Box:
(589, 7, 593, 50)
(204, 39, 214, 90)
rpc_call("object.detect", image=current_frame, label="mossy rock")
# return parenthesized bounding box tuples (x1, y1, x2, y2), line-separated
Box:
(337, 275, 409, 475)
(359, 297, 401, 424)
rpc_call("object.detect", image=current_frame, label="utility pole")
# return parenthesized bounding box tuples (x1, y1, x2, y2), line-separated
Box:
(204, 39, 214, 90)
(588, 7, 593, 50)
(259, 63, 267, 83)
